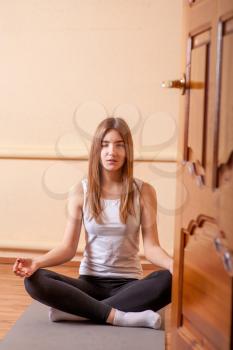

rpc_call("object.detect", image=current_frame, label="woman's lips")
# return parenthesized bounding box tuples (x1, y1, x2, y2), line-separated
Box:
(107, 160, 117, 164)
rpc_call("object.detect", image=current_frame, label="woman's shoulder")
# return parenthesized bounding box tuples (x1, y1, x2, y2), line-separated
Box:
(133, 177, 143, 189)
(80, 177, 88, 191)
(68, 179, 86, 208)
(134, 178, 157, 198)
(133, 178, 154, 189)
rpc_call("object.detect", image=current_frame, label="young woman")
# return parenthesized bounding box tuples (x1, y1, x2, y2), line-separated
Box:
(13, 117, 173, 330)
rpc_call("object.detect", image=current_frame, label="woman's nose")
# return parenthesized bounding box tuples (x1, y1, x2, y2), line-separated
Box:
(108, 143, 116, 154)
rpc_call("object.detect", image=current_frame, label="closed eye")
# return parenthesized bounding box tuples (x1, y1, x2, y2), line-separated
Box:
(101, 142, 125, 147)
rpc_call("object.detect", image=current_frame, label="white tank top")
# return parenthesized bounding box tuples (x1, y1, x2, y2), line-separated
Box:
(79, 177, 144, 279)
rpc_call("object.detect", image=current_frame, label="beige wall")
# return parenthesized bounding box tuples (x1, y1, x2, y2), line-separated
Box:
(0, 0, 182, 257)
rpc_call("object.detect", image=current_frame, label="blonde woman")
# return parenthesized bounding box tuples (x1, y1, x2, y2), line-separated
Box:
(13, 117, 173, 329)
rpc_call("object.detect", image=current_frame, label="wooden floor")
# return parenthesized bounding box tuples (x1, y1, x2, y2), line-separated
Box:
(0, 262, 172, 348)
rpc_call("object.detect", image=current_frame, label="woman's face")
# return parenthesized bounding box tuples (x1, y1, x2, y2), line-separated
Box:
(100, 129, 126, 172)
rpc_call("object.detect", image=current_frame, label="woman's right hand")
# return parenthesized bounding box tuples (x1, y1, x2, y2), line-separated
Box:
(12, 257, 40, 278)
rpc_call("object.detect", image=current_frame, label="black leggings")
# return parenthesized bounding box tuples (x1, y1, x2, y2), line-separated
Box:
(24, 268, 172, 324)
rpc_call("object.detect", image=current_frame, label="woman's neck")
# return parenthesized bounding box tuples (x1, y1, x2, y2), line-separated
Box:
(99, 170, 124, 199)
(100, 169, 123, 187)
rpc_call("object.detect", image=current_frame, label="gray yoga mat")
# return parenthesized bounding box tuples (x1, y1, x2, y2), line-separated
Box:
(0, 301, 165, 350)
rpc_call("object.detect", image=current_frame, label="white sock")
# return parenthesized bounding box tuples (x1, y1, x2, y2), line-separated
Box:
(48, 307, 89, 322)
(113, 309, 161, 329)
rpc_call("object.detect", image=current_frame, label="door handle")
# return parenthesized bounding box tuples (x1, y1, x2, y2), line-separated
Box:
(161, 74, 186, 95)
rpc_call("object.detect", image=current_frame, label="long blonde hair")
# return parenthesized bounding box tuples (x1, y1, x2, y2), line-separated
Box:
(86, 117, 140, 224)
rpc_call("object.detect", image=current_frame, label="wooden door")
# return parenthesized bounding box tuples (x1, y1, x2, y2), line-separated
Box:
(171, 0, 233, 349)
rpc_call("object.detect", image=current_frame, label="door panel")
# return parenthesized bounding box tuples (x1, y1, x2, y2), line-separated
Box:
(214, 14, 233, 188)
(187, 30, 210, 182)
(182, 217, 231, 349)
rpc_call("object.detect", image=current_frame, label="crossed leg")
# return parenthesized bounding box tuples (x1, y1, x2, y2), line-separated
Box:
(24, 268, 112, 323)
(102, 270, 172, 312)
(24, 268, 172, 325)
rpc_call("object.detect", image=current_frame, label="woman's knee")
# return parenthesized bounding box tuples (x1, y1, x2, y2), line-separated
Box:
(147, 269, 172, 283)
(161, 269, 172, 289)
(155, 270, 172, 306)
(149, 269, 172, 291)
(24, 268, 46, 298)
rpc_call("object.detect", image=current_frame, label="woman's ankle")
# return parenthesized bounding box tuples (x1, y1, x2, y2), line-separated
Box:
(106, 308, 116, 324)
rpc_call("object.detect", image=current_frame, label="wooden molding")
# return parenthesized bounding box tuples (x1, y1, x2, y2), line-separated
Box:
(0, 247, 154, 270)
(0, 146, 177, 162)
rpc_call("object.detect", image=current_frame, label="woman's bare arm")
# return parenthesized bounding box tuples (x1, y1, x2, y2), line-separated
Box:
(13, 181, 84, 278)
(140, 182, 173, 273)
(34, 181, 84, 269)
